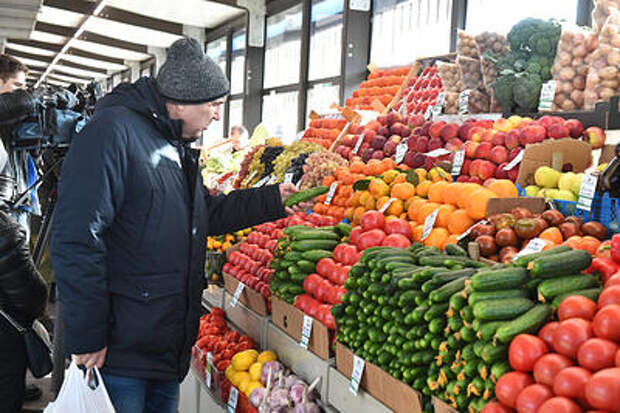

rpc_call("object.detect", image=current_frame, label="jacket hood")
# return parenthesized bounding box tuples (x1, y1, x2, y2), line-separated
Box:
(96, 77, 183, 139)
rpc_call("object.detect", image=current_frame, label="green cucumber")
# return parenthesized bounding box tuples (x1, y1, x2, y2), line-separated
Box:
(537, 275, 598, 301)
(551, 287, 603, 309)
(291, 230, 339, 241)
(284, 251, 304, 261)
(490, 361, 511, 382)
(284, 186, 329, 207)
(301, 250, 333, 261)
(398, 290, 423, 308)
(470, 267, 528, 291)
(290, 271, 307, 283)
(467, 289, 531, 306)
(430, 277, 469, 303)
(473, 298, 534, 321)
(481, 343, 508, 364)
(512, 245, 572, 267)
(528, 250, 592, 278)
(424, 302, 450, 322)
(297, 260, 316, 273)
(449, 291, 468, 311)
(445, 243, 468, 257)
(386, 262, 418, 272)
(418, 255, 485, 268)
(432, 268, 477, 284)
(421, 278, 441, 294)
(494, 304, 552, 344)
(460, 306, 474, 323)
(290, 239, 338, 251)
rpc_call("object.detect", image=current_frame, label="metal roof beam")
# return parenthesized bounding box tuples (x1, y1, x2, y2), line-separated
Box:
(34, 21, 74, 37)
(7, 39, 63, 53)
(78, 31, 148, 54)
(66, 47, 125, 66)
(51, 69, 94, 81)
(5, 48, 54, 63)
(57, 59, 108, 75)
(41, 0, 97, 15)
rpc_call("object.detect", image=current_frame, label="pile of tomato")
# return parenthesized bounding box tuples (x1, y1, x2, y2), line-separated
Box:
(483, 272, 620, 413)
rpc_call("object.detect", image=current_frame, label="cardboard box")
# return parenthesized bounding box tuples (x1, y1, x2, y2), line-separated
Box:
(335, 342, 423, 413)
(222, 272, 269, 316)
(432, 397, 459, 413)
(516, 138, 592, 187)
(271, 297, 332, 360)
(485, 197, 546, 217)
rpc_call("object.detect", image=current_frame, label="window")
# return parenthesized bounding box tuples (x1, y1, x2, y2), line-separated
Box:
(229, 98, 244, 132)
(306, 82, 340, 125)
(206, 36, 228, 76)
(264, 4, 303, 88)
(466, 0, 578, 34)
(205, 115, 225, 141)
(231, 29, 246, 95)
(371, 0, 453, 67)
(262, 91, 299, 143)
(308, 0, 344, 81)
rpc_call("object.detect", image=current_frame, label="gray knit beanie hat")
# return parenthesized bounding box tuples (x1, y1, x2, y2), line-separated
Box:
(156, 37, 230, 103)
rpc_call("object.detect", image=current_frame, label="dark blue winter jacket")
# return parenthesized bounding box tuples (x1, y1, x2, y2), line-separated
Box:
(50, 77, 285, 381)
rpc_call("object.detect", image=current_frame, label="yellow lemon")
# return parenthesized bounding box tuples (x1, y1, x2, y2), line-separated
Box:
(249, 362, 263, 381)
(245, 381, 264, 397)
(257, 350, 277, 363)
(225, 365, 236, 382)
(239, 377, 251, 394)
(231, 371, 250, 387)
(232, 351, 257, 371)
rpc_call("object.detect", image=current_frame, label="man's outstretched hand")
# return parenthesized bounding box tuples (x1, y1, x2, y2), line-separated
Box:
(72, 347, 107, 369)
(279, 183, 313, 215)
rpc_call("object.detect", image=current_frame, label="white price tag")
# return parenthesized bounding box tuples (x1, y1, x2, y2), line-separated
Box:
(300, 315, 313, 349)
(513, 238, 547, 260)
(254, 175, 270, 188)
(349, 0, 371, 11)
(206, 352, 213, 388)
(231, 283, 245, 307)
(394, 141, 408, 163)
(458, 90, 470, 115)
(432, 92, 445, 117)
(421, 209, 439, 241)
(284, 172, 294, 184)
(577, 174, 598, 211)
(426, 148, 451, 158)
(538, 81, 557, 112)
(349, 355, 365, 395)
(227, 386, 239, 413)
(503, 150, 524, 171)
(324, 182, 338, 205)
(244, 170, 257, 185)
(424, 105, 433, 120)
(458, 219, 488, 241)
(353, 132, 365, 154)
(379, 198, 396, 213)
(451, 149, 465, 176)
(269, 175, 278, 184)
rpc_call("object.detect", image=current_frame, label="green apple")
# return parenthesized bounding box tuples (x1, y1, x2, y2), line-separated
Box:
(558, 172, 577, 192)
(535, 166, 561, 189)
(554, 189, 577, 202)
(525, 185, 541, 197)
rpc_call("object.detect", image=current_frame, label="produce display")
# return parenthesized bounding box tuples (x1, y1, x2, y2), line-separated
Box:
(298, 151, 348, 190)
(394, 66, 443, 116)
(301, 118, 348, 149)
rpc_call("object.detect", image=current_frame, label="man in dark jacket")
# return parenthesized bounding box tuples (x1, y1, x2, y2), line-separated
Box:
(50, 37, 295, 412)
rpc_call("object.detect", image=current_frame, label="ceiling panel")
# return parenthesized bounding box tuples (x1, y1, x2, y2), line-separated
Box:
(60, 53, 126, 71)
(71, 39, 151, 61)
(53, 64, 105, 79)
(14, 56, 53, 68)
(84, 17, 181, 48)
(47, 72, 90, 84)
(29, 30, 68, 44)
(37, 5, 83, 28)
(5, 42, 57, 57)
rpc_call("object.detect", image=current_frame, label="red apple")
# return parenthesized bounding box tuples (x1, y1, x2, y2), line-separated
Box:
(564, 119, 583, 138)
(537, 115, 555, 128)
(412, 153, 426, 168)
(508, 147, 522, 162)
(470, 159, 482, 177)
(490, 145, 509, 164)
(371, 135, 387, 150)
(403, 151, 416, 167)
(583, 126, 606, 149)
(478, 160, 498, 180)
(445, 137, 464, 151)
(424, 156, 436, 170)
(461, 159, 472, 175)
(384, 140, 398, 156)
(456, 175, 470, 182)
(377, 126, 389, 137)
(386, 111, 402, 126)
(429, 121, 446, 138)
(440, 123, 459, 140)
(428, 137, 443, 151)
(465, 141, 479, 159)
(506, 129, 521, 150)
(407, 114, 425, 128)
(468, 176, 483, 184)
(416, 136, 429, 153)
(371, 149, 384, 160)
(475, 142, 493, 160)
(547, 123, 570, 139)
(520, 124, 546, 145)
(492, 131, 507, 146)
(495, 163, 509, 179)
(507, 167, 519, 181)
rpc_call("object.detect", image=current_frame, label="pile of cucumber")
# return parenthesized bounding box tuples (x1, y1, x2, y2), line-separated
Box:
(269, 224, 349, 303)
(331, 243, 485, 413)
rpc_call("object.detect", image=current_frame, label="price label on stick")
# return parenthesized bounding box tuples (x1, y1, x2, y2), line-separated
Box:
(324, 182, 338, 205)
(254, 175, 270, 188)
(452, 149, 465, 176)
(379, 198, 396, 213)
(227, 387, 239, 413)
(577, 174, 598, 212)
(458, 90, 470, 115)
(538, 81, 557, 112)
(458, 220, 488, 241)
(353, 132, 365, 154)
(394, 141, 408, 164)
(349, 355, 365, 395)
(300, 315, 313, 349)
(244, 171, 257, 186)
(421, 209, 439, 241)
(513, 238, 547, 260)
(206, 352, 213, 388)
(231, 283, 245, 307)
(432, 92, 445, 117)
(426, 148, 451, 158)
(424, 105, 433, 120)
(503, 150, 524, 171)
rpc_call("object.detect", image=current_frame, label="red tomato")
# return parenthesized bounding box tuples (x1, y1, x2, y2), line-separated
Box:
(606, 273, 620, 288)
(509, 334, 549, 372)
(585, 368, 620, 412)
(515, 383, 553, 413)
(598, 286, 620, 309)
(341, 244, 359, 266)
(333, 244, 347, 263)
(534, 353, 574, 385)
(553, 318, 593, 359)
(538, 322, 560, 349)
(495, 371, 534, 408)
(559, 296, 598, 321)
(316, 258, 335, 278)
(537, 397, 583, 413)
(592, 304, 620, 342)
(578, 338, 619, 371)
(553, 367, 592, 402)
(617, 349, 620, 367)
(382, 233, 412, 248)
(384, 218, 413, 239)
(480, 401, 514, 413)
(303, 273, 322, 296)
(360, 211, 385, 231)
(357, 229, 387, 250)
(349, 227, 363, 247)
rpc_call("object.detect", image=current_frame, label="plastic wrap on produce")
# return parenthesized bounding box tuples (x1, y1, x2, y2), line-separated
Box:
(475, 31, 510, 57)
(457, 30, 480, 59)
(584, 9, 620, 109)
(437, 62, 462, 93)
(442, 89, 490, 115)
(443, 91, 458, 114)
(551, 25, 599, 111)
(457, 55, 484, 90)
(592, 0, 620, 35)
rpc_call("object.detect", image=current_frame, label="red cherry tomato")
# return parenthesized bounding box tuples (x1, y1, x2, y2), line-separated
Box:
(533, 353, 574, 386)
(508, 334, 549, 372)
(578, 338, 619, 371)
(515, 383, 553, 413)
(495, 371, 534, 408)
(537, 397, 583, 413)
(598, 286, 620, 309)
(480, 401, 514, 413)
(553, 318, 593, 359)
(592, 304, 620, 342)
(558, 296, 598, 321)
(538, 322, 560, 349)
(585, 368, 620, 412)
(553, 366, 592, 402)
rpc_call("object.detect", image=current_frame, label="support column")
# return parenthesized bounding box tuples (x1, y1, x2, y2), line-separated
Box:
(147, 46, 167, 75)
(0, 37, 6, 54)
(341, 0, 371, 105)
(127, 61, 140, 82)
(183, 25, 206, 44)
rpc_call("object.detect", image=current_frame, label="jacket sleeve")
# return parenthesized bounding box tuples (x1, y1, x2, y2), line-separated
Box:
(50, 115, 128, 355)
(204, 184, 286, 235)
(0, 211, 47, 325)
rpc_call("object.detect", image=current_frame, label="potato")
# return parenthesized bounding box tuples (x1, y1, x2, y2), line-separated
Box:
(584, 8, 619, 109)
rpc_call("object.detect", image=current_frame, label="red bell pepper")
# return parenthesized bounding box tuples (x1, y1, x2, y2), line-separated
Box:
(587, 257, 620, 284)
(612, 234, 620, 263)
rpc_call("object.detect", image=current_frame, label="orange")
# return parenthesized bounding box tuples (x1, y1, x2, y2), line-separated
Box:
(391, 182, 416, 200)
(416, 180, 432, 198)
(419, 202, 440, 223)
(385, 199, 404, 217)
(345, 207, 355, 221)
(322, 175, 335, 186)
(447, 209, 475, 235)
(375, 196, 390, 211)
(412, 224, 425, 242)
(428, 181, 449, 203)
(563, 236, 582, 250)
(542, 242, 559, 251)
(383, 170, 400, 184)
(577, 236, 601, 256)
(539, 227, 563, 245)
(465, 188, 497, 220)
(352, 206, 366, 225)
(369, 179, 390, 198)
(407, 198, 427, 222)
(414, 168, 427, 181)
(456, 183, 481, 209)
(487, 179, 518, 198)
(424, 228, 450, 249)
(442, 234, 460, 251)
(349, 160, 365, 174)
(363, 195, 376, 211)
(366, 159, 382, 176)
(359, 190, 372, 206)
(349, 191, 362, 207)
(380, 158, 396, 173)
(436, 204, 457, 228)
(392, 173, 407, 184)
(442, 183, 464, 206)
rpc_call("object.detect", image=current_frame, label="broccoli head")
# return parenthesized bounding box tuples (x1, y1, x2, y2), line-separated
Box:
(513, 72, 542, 113)
(492, 72, 516, 112)
(507, 18, 561, 57)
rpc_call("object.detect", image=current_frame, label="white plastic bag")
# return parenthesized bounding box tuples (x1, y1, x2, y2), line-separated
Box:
(44, 362, 115, 413)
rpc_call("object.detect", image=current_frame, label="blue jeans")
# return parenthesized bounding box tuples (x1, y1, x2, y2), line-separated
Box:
(102, 373, 179, 413)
